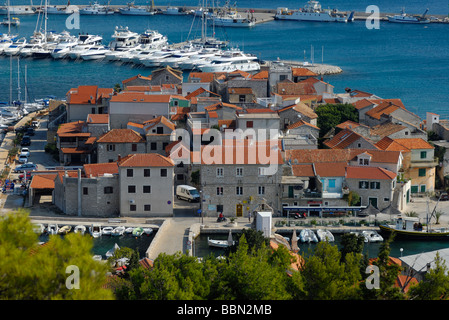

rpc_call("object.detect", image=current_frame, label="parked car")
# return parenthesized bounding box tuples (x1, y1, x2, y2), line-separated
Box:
(176, 185, 200, 202)
(440, 192, 449, 201)
(14, 163, 37, 173)
(20, 148, 30, 157)
(18, 154, 29, 164)
(26, 128, 35, 136)
(32, 121, 40, 128)
(21, 136, 31, 146)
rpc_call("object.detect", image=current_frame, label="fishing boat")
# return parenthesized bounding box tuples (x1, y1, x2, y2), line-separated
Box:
(89, 224, 102, 238)
(208, 230, 235, 248)
(162, 6, 189, 15)
(379, 215, 449, 240)
(1, 16, 20, 26)
(275, 1, 354, 23)
(0, 5, 35, 15)
(112, 226, 125, 236)
(132, 227, 144, 236)
(46, 0, 79, 15)
(102, 226, 114, 236)
(387, 8, 430, 24)
(58, 225, 72, 234)
(74, 225, 86, 235)
(208, 1, 256, 28)
(317, 229, 334, 242)
(143, 227, 153, 235)
(300, 229, 318, 243)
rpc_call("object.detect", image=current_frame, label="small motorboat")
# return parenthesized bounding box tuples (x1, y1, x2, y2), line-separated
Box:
(58, 225, 72, 235)
(106, 243, 120, 258)
(124, 227, 134, 234)
(143, 227, 153, 236)
(300, 229, 318, 243)
(102, 226, 114, 236)
(350, 231, 369, 243)
(317, 229, 335, 242)
(47, 224, 59, 235)
(33, 223, 45, 234)
(132, 227, 144, 237)
(74, 225, 86, 235)
(208, 230, 235, 248)
(89, 224, 102, 238)
(362, 230, 384, 243)
(112, 226, 125, 237)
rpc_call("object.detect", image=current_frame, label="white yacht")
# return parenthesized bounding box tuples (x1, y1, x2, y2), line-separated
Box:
(177, 47, 222, 70)
(197, 49, 260, 73)
(129, 47, 159, 64)
(51, 38, 78, 59)
(46, 3, 79, 14)
(19, 42, 43, 57)
(79, 45, 109, 60)
(79, 1, 114, 15)
(140, 48, 178, 67)
(275, 1, 354, 23)
(104, 46, 135, 61)
(119, 2, 155, 15)
(67, 33, 103, 59)
(138, 29, 168, 49)
(159, 47, 201, 68)
(0, 38, 13, 53)
(108, 26, 139, 50)
(3, 37, 27, 55)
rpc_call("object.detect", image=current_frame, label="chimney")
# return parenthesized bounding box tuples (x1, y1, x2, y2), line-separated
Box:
(117, 154, 121, 162)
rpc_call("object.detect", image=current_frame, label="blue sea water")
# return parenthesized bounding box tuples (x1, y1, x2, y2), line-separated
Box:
(0, 0, 448, 119)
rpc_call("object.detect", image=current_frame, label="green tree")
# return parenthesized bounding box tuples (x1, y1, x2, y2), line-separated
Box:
(408, 252, 449, 300)
(301, 241, 362, 300)
(315, 103, 358, 139)
(0, 210, 114, 300)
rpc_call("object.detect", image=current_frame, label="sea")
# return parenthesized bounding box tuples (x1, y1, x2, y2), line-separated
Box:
(0, 0, 448, 120)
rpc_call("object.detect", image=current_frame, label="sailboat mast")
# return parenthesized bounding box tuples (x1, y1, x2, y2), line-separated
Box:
(24, 65, 28, 104)
(17, 57, 21, 102)
(9, 56, 12, 105)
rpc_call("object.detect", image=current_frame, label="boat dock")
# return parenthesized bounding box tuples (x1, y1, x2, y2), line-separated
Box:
(7, 5, 449, 24)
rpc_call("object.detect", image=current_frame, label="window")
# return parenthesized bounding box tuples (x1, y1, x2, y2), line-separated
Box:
(236, 167, 243, 177)
(420, 185, 426, 193)
(83, 187, 88, 195)
(91, 107, 96, 114)
(236, 186, 243, 195)
(216, 187, 223, 196)
(131, 144, 137, 152)
(258, 186, 265, 195)
(370, 181, 380, 190)
(359, 181, 369, 189)
(216, 167, 224, 177)
(127, 169, 133, 177)
(160, 169, 167, 177)
(419, 168, 426, 177)
(420, 151, 427, 159)
(258, 167, 268, 176)
(239, 95, 245, 102)
(150, 142, 157, 150)
(128, 185, 136, 193)
(104, 187, 113, 194)
(359, 158, 369, 166)
(144, 169, 151, 177)
(328, 179, 336, 189)
(384, 197, 390, 202)
(246, 121, 253, 128)
(107, 144, 115, 152)
(157, 127, 164, 134)
(143, 185, 151, 193)
(130, 204, 136, 211)
(144, 204, 151, 211)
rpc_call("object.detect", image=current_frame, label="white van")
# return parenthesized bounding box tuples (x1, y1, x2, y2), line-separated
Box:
(176, 185, 200, 202)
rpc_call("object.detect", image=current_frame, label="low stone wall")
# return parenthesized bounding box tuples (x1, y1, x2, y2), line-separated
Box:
(145, 218, 172, 259)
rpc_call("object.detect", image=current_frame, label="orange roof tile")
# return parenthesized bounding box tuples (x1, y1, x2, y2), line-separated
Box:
(204, 102, 243, 111)
(30, 174, 57, 189)
(110, 93, 172, 103)
(57, 121, 87, 137)
(292, 164, 314, 177)
(97, 129, 145, 144)
(84, 162, 118, 177)
(118, 153, 174, 167)
(122, 74, 152, 84)
(336, 120, 361, 130)
(188, 72, 216, 83)
(346, 166, 396, 180)
(61, 147, 91, 154)
(286, 149, 401, 165)
(365, 101, 401, 120)
(228, 87, 253, 95)
(393, 138, 434, 150)
(287, 119, 319, 130)
(143, 116, 176, 132)
(314, 162, 347, 177)
(251, 70, 269, 79)
(291, 67, 318, 77)
(324, 129, 373, 149)
(353, 99, 377, 110)
(87, 114, 109, 124)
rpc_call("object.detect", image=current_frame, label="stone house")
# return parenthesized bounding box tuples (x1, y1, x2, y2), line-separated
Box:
(121, 74, 152, 90)
(118, 153, 175, 217)
(96, 129, 146, 163)
(150, 66, 183, 86)
(324, 128, 377, 150)
(276, 102, 318, 130)
(66, 85, 113, 122)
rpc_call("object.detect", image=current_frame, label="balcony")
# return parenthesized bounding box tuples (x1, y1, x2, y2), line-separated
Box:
(410, 157, 439, 168)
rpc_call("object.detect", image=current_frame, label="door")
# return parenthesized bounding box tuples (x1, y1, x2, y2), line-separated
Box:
(288, 186, 294, 198)
(236, 204, 243, 217)
(368, 197, 378, 209)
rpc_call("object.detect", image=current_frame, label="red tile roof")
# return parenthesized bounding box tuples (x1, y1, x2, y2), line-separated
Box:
(393, 138, 434, 150)
(286, 148, 401, 164)
(291, 67, 317, 77)
(336, 120, 361, 130)
(110, 93, 174, 103)
(67, 86, 113, 105)
(188, 72, 216, 83)
(365, 101, 402, 120)
(287, 119, 319, 130)
(118, 153, 174, 167)
(57, 121, 89, 137)
(84, 162, 118, 177)
(87, 114, 109, 124)
(122, 74, 152, 84)
(97, 129, 145, 144)
(30, 174, 57, 189)
(314, 162, 347, 177)
(346, 166, 397, 180)
(324, 129, 375, 149)
(292, 164, 314, 177)
(204, 102, 243, 111)
(143, 116, 176, 132)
